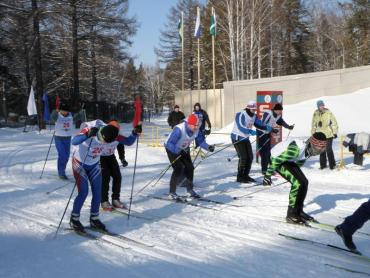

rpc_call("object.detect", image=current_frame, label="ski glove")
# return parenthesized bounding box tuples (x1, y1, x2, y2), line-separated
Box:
(272, 128, 279, 134)
(333, 134, 337, 139)
(121, 159, 128, 167)
(204, 128, 211, 136)
(132, 125, 142, 135)
(249, 130, 257, 136)
(288, 124, 295, 130)
(262, 175, 272, 186)
(208, 145, 215, 152)
(87, 127, 99, 138)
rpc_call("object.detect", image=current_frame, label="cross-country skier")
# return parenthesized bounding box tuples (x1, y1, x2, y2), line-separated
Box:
(69, 120, 141, 233)
(193, 103, 212, 137)
(262, 132, 327, 224)
(165, 114, 215, 200)
(100, 120, 140, 211)
(167, 105, 185, 129)
(231, 100, 272, 183)
(335, 200, 370, 253)
(50, 102, 73, 179)
(257, 103, 294, 175)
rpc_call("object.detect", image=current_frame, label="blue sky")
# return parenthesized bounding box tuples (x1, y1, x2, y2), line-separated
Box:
(128, 0, 175, 66)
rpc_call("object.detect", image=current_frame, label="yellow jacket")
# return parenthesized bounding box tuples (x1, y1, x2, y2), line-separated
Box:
(311, 108, 338, 138)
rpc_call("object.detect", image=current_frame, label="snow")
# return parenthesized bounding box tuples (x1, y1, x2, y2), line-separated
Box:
(1, 88, 370, 278)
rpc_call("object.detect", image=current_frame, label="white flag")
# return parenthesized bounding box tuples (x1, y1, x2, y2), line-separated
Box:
(194, 6, 201, 38)
(27, 86, 37, 116)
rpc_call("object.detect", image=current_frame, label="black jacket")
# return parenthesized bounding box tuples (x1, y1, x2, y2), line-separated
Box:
(167, 110, 185, 128)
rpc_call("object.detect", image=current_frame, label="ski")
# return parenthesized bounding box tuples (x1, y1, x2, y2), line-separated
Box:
(196, 197, 244, 207)
(325, 263, 370, 276)
(86, 227, 154, 248)
(101, 207, 154, 221)
(311, 221, 370, 237)
(278, 233, 370, 262)
(153, 196, 220, 211)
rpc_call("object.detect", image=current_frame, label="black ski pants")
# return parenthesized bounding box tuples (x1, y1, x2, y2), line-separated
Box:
(233, 138, 253, 177)
(258, 134, 271, 174)
(100, 154, 122, 203)
(341, 199, 370, 236)
(320, 137, 336, 169)
(277, 161, 308, 210)
(166, 148, 194, 194)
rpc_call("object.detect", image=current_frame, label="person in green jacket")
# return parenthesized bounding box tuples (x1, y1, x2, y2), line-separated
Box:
(262, 132, 327, 224)
(311, 100, 338, 170)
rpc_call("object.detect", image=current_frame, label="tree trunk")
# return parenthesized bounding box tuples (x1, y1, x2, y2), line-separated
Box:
(71, 0, 80, 110)
(31, 0, 45, 129)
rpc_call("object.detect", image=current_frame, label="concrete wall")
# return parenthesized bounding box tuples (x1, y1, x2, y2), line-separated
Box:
(175, 65, 370, 128)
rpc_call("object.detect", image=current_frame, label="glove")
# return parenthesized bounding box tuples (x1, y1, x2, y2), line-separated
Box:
(288, 124, 295, 130)
(262, 175, 272, 186)
(333, 134, 337, 139)
(208, 145, 215, 152)
(250, 130, 257, 136)
(272, 128, 279, 134)
(87, 127, 99, 137)
(204, 128, 211, 136)
(132, 125, 142, 135)
(121, 159, 128, 167)
(266, 125, 273, 133)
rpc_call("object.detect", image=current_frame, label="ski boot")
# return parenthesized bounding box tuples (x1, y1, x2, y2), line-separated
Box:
(112, 199, 127, 209)
(70, 217, 85, 234)
(286, 207, 307, 225)
(335, 225, 360, 254)
(90, 217, 107, 232)
(299, 210, 315, 222)
(59, 175, 68, 180)
(168, 192, 182, 201)
(186, 189, 201, 200)
(101, 201, 113, 212)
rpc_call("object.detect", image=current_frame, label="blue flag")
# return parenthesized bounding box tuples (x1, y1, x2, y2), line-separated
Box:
(42, 92, 50, 122)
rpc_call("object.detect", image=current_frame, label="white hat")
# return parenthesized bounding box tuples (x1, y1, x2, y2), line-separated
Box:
(246, 100, 257, 109)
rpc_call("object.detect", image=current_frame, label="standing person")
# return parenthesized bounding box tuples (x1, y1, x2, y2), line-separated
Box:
(257, 103, 294, 175)
(100, 120, 139, 211)
(69, 120, 140, 233)
(335, 200, 370, 254)
(231, 100, 272, 183)
(50, 102, 73, 180)
(262, 132, 327, 224)
(193, 103, 212, 137)
(164, 114, 215, 200)
(167, 105, 185, 129)
(311, 100, 338, 170)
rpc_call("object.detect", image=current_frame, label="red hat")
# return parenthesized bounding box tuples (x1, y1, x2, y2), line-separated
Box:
(187, 114, 199, 126)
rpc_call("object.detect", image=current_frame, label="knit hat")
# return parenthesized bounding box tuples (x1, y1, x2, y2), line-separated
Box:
(187, 114, 199, 126)
(246, 100, 257, 110)
(310, 132, 327, 148)
(273, 103, 283, 111)
(174, 105, 179, 109)
(317, 100, 325, 109)
(194, 103, 201, 110)
(59, 102, 70, 112)
(100, 125, 119, 143)
(108, 120, 120, 129)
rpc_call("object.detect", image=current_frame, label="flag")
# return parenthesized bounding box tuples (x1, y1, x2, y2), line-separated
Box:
(42, 92, 50, 121)
(194, 7, 201, 38)
(27, 86, 37, 116)
(178, 15, 183, 42)
(56, 95, 60, 110)
(133, 95, 142, 127)
(210, 10, 217, 37)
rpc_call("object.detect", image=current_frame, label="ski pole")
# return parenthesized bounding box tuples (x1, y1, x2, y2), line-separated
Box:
(134, 153, 182, 196)
(227, 132, 268, 162)
(232, 180, 289, 200)
(40, 130, 56, 179)
(192, 146, 202, 164)
(285, 124, 294, 141)
(227, 153, 238, 162)
(127, 136, 139, 221)
(54, 138, 93, 238)
(46, 181, 72, 195)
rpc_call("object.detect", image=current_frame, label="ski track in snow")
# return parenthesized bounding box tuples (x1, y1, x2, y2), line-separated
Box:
(1, 88, 370, 277)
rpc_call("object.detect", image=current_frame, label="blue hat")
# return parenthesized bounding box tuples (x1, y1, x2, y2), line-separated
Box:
(317, 100, 325, 109)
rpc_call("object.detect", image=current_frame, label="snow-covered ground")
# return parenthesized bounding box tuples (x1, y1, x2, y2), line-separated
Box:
(1, 88, 370, 278)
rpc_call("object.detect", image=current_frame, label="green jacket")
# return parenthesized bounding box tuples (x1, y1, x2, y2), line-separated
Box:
(311, 108, 338, 139)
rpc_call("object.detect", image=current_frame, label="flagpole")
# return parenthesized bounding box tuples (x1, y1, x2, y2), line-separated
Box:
(181, 11, 184, 110)
(197, 7, 201, 91)
(212, 7, 216, 125)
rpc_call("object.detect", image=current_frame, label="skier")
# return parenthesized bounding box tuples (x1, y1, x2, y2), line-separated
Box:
(69, 120, 141, 233)
(165, 114, 215, 200)
(167, 105, 185, 129)
(100, 120, 139, 211)
(231, 100, 272, 183)
(257, 103, 294, 175)
(311, 100, 338, 170)
(50, 102, 73, 179)
(193, 103, 212, 137)
(262, 132, 327, 224)
(335, 200, 370, 253)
